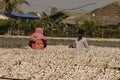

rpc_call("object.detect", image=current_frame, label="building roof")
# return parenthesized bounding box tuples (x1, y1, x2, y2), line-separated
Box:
(86, 1, 120, 24)
(10, 12, 41, 22)
(49, 11, 68, 21)
(89, 1, 120, 16)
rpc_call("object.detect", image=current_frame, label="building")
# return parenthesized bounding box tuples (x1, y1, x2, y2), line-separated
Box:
(6, 12, 41, 22)
(88, 1, 120, 24)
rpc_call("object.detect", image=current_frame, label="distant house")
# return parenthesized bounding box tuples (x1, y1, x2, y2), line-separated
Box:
(62, 12, 86, 24)
(5, 12, 41, 22)
(49, 11, 68, 21)
(28, 12, 42, 18)
(88, 1, 120, 24)
(89, 1, 120, 16)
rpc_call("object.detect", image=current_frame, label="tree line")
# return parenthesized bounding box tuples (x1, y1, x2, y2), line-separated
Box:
(0, 18, 119, 38)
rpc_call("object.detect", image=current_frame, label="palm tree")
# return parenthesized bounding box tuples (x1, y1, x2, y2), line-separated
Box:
(0, 0, 30, 17)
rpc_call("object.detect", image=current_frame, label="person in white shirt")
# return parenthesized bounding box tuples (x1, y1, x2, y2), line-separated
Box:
(69, 29, 89, 52)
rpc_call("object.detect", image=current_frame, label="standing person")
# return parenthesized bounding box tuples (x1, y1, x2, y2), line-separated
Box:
(69, 29, 89, 52)
(29, 27, 47, 50)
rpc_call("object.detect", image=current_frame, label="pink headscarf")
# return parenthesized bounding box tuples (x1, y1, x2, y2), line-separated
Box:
(30, 27, 46, 41)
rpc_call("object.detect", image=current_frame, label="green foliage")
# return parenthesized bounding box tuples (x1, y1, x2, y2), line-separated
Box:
(80, 20, 120, 38)
(0, 17, 119, 38)
(0, 19, 15, 34)
(80, 20, 101, 37)
(0, 0, 30, 16)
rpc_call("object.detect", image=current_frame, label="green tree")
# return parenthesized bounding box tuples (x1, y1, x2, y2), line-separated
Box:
(81, 20, 100, 37)
(0, 0, 30, 17)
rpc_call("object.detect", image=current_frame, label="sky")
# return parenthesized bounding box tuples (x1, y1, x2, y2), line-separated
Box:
(22, 0, 118, 13)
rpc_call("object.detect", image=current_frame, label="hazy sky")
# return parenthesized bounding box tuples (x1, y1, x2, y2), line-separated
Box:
(22, 0, 117, 13)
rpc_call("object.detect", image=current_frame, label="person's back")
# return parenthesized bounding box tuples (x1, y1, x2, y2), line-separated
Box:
(69, 29, 89, 52)
(75, 37, 88, 51)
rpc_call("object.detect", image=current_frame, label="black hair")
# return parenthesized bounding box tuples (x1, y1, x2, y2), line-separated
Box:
(78, 29, 84, 34)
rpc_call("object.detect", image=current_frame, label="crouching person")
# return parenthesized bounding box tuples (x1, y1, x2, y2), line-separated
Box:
(29, 27, 47, 50)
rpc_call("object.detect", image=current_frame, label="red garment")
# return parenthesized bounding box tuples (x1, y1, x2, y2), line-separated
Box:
(29, 28, 47, 50)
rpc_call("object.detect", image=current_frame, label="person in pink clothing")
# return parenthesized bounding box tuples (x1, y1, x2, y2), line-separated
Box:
(29, 27, 47, 50)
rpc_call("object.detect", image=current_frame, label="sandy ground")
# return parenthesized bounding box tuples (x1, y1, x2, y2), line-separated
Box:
(0, 45, 120, 80)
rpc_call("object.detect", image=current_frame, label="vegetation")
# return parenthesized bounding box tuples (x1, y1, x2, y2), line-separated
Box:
(0, 18, 119, 38)
(0, 2, 119, 38)
(0, 0, 30, 17)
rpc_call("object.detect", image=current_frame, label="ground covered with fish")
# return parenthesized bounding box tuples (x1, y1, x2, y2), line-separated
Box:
(0, 45, 120, 80)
